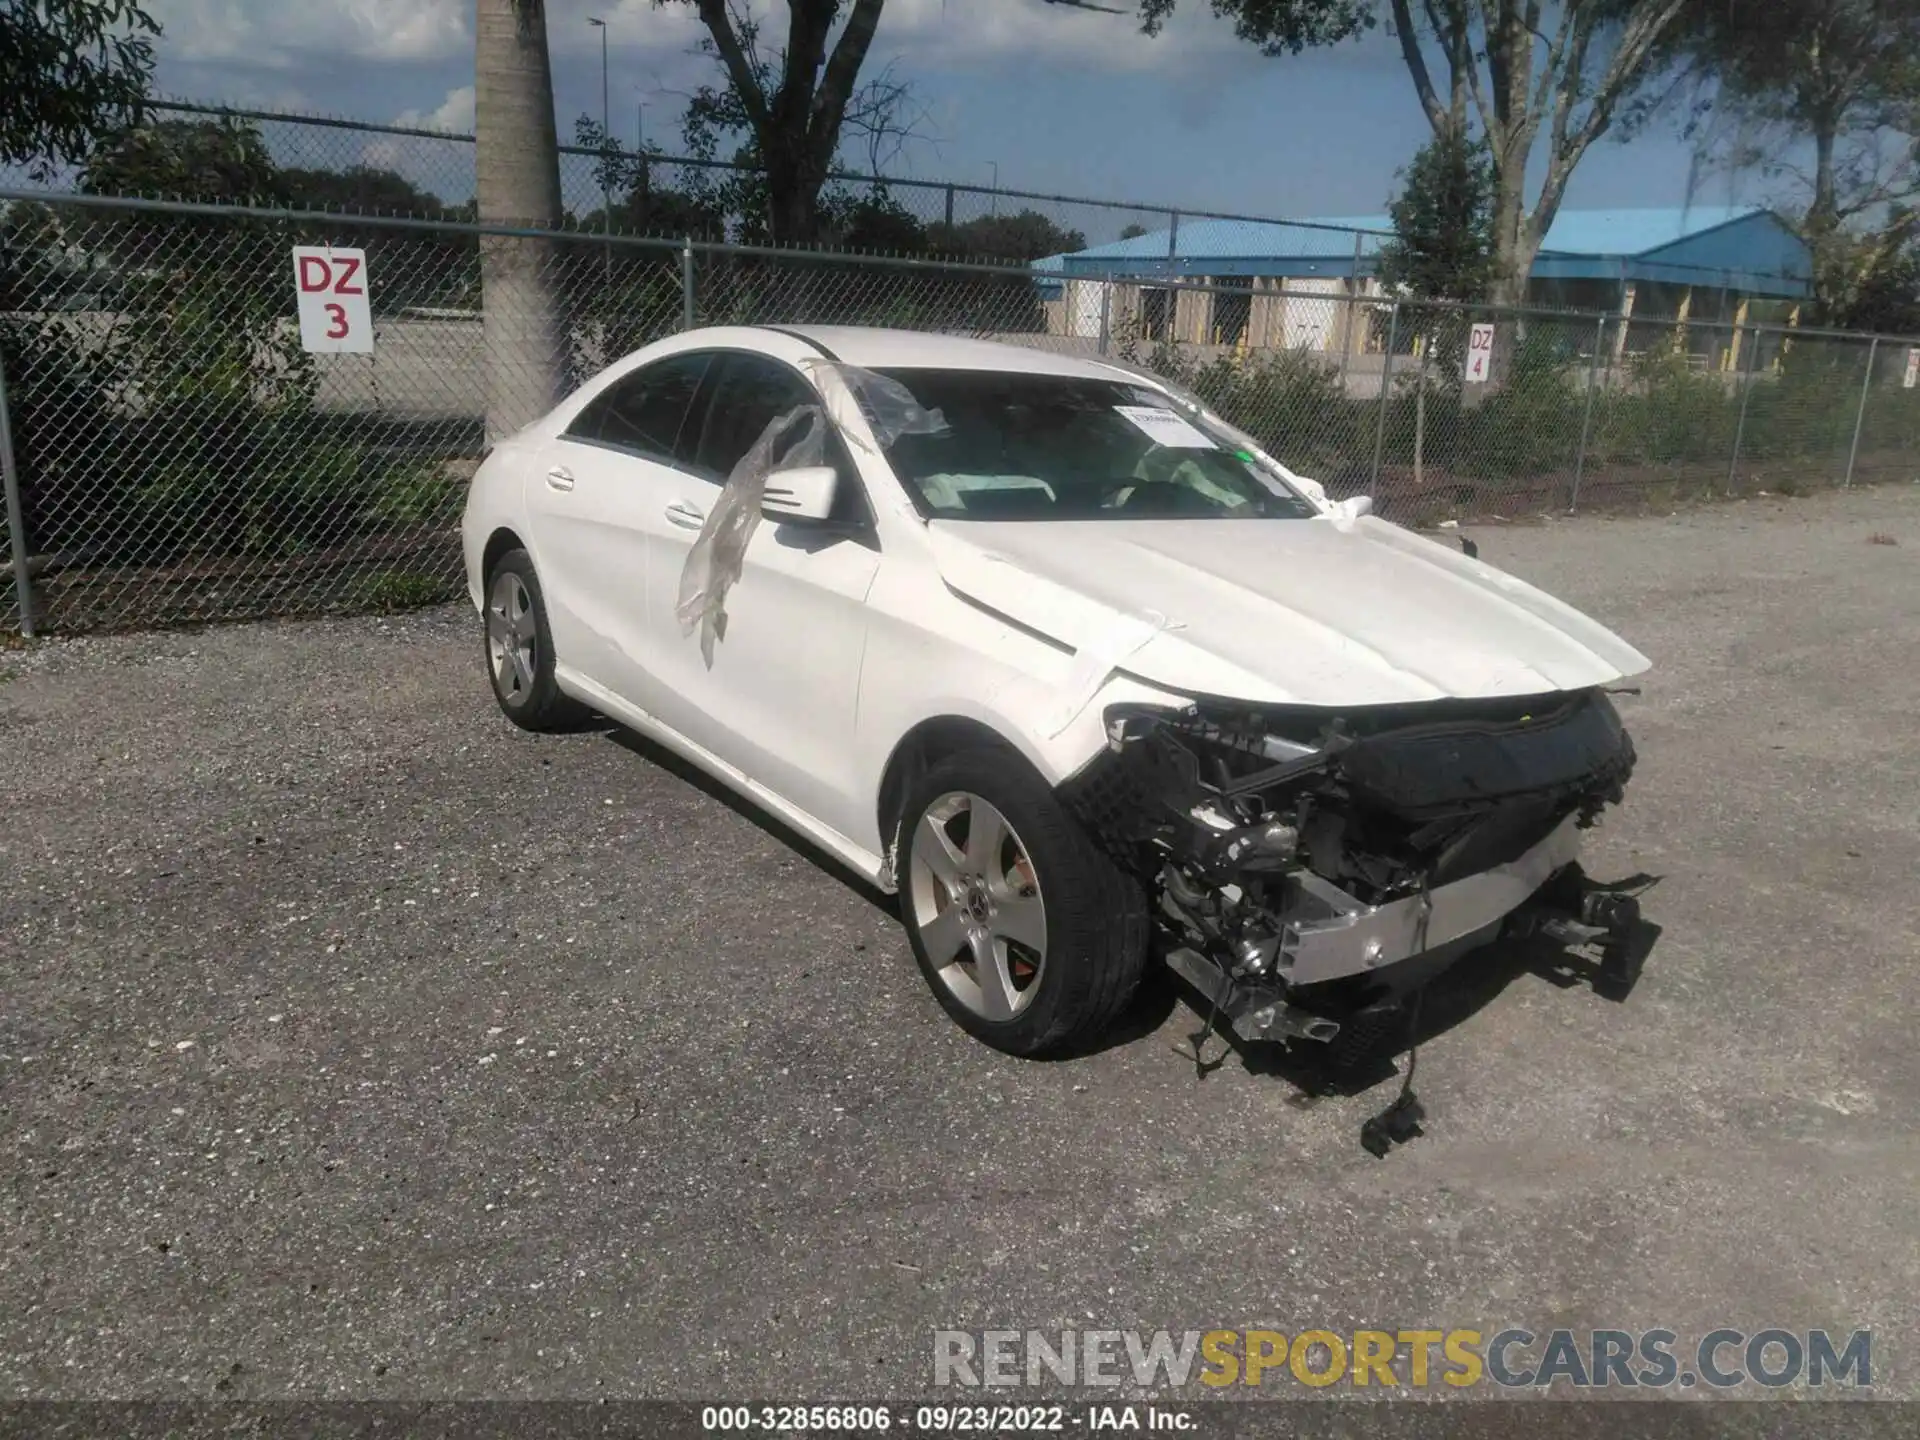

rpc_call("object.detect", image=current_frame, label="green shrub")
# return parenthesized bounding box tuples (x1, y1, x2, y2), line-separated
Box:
(1741, 350, 1861, 465)
(1465, 331, 1586, 477)
(354, 571, 462, 610)
(1113, 339, 1369, 480)
(368, 461, 465, 528)
(1589, 350, 1737, 468)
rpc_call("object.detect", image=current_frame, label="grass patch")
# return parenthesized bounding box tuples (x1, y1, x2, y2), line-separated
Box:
(354, 572, 462, 610)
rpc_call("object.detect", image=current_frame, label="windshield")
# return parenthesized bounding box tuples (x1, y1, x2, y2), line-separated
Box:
(863, 368, 1317, 522)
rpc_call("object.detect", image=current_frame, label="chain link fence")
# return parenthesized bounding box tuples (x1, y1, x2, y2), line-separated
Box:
(4, 190, 1918, 636)
(59, 101, 1345, 265)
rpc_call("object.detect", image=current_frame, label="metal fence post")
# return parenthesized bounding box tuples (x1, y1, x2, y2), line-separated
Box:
(1843, 335, 1877, 488)
(1340, 233, 1367, 384)
(680, 238, 696, 330)
(1368, 299, 1399, 495)
(0, 347, 33, 637)
(1568, 312, 1606, 513)
(1725, 324, 1757, 495)
(943, 185, 955, 230)
(1097, 281, 1112, 357)
(1168, 212, 1180, 262)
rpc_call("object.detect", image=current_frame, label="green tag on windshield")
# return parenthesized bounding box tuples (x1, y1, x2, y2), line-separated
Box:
(1234, 449, 1254, 462)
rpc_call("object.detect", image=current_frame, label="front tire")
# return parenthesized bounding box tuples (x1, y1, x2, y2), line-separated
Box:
(899, 748, 1150, 1057)
(483, 549, 587, 732)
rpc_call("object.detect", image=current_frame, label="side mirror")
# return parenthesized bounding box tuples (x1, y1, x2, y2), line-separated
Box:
(1331, 494, 1374, 521)
(761, 465, 839, 525)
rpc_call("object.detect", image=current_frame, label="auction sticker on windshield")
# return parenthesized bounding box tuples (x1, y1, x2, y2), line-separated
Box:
(1114, 405, 1216, 449)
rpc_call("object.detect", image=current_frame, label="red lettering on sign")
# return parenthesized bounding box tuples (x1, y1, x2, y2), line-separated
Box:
(297, 255, 332, 292)
(325, 303, 350, 339)
(331, 256, 364, 295)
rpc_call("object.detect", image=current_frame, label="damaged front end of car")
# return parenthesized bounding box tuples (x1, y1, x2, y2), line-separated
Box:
(1060, 686, 1642, 1053)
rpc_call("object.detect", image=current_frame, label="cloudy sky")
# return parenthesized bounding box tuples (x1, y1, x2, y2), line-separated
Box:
(141, 0, 1731, 225)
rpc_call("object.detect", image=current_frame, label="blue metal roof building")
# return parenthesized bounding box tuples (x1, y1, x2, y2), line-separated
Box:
(1032, 206, 1811, 367)
(1041, 205, 1811, 299)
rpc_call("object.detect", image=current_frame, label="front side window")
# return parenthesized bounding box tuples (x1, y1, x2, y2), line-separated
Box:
(689, 353, 819, 480)
(565, 352, 711, 464)
(861, 369, 1317, 522)
(690, 353, 871, 525)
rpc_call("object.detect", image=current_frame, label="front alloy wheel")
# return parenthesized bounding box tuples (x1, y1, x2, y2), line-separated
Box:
(909, 791, 1049, 1022)
(897, 748, 1150, 1057)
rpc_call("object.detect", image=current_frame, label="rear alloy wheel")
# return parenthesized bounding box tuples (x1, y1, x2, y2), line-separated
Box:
(483, 549, 586, 732)
(900, 749, 1149, 1057)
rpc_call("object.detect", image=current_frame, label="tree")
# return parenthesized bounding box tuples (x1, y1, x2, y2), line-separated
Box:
(1375, 128, 1496, 489)
(1142, 0, 1690, 308)
(475, 0, 569, 442)
(573, 114, 729, 240)
(660, 0, 891, 244)
(1119, 222, 1152, 239)
(1666, 0, 1920, 319)
(82, 117, 279, 205)
(927, 210, 1087, 262)
(1377, 130, 1496, 303)
(1831, 231, 1920, 332)
(277, 165, 450, 217)
(2, 0, 159, 180)
(830, 190, 929, 252)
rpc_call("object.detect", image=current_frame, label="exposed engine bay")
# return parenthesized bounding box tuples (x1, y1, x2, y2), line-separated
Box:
(1061, 686, 1640, 1061)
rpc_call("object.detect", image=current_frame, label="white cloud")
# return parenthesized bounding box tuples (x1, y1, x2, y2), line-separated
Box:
(362, 85, 478, 177)
(875, 0, 1238, 71)
(148, 0, 1242, 93)
(148, 0, 469, 68)
(544, 0, 1232, 73)
(395, 85, 476, 134)
(149, 0, 1261, 147)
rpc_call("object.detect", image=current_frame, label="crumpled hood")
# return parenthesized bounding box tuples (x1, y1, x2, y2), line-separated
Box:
(924, 514, 1651, 707)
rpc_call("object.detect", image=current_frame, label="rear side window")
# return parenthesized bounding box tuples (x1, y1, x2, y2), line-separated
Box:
(565, 352, 711, 463)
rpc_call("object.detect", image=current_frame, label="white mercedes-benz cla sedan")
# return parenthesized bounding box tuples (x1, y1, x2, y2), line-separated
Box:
(462, 325, 1650, 1062)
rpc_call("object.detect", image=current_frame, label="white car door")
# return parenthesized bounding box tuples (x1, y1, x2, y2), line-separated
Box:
(639, 350, 883, 842)
(526, 351, 713, 703)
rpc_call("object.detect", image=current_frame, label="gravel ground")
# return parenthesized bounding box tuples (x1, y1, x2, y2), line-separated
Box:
(1, 485, 1917, 1411)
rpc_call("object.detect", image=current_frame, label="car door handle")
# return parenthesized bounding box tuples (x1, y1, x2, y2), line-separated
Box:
(545, 466, 575, 492)
(664, 500, 706, 530)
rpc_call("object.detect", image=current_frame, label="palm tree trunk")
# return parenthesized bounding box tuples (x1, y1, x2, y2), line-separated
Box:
(475, 0, 568, 443)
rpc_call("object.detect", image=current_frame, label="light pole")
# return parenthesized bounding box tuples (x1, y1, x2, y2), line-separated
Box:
(635, 99, 649, 219)
(588, 16, 610, 277)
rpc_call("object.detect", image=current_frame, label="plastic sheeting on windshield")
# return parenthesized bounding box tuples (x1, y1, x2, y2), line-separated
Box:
(830, 363, 948, 457)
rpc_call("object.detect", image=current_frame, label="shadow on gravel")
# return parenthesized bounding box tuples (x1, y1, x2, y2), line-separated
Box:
(595, 713, 1667, 1100)
(1168, 914, 1665, 1104)
(598, 722, 896, 914)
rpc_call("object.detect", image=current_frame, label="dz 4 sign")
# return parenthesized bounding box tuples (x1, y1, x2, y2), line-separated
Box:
(293, 246, 373, 353)
(1464, 322, 1494, 383)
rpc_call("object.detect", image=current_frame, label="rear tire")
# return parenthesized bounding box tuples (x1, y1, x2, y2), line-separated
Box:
(899, 747, 1150, 1057)
(483, 549, 588, 732)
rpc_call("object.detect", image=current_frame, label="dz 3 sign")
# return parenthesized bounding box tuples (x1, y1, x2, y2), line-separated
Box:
(293, 246, 373, 354)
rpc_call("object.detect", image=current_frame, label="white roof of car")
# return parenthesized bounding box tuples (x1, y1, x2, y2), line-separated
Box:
(756, 325, 1143, 380)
